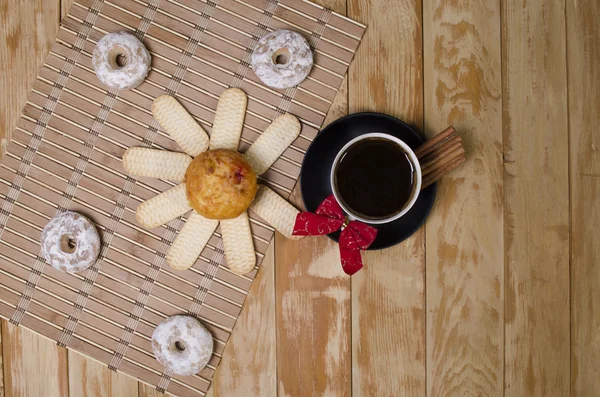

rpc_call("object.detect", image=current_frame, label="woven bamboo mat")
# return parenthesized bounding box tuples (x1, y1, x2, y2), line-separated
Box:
(0, 0, 364, 395)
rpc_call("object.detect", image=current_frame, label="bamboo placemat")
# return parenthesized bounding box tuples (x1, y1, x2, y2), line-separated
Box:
(0, 0, 364, 395)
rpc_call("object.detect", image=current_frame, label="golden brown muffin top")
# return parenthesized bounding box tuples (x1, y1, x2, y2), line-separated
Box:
(185, 149, 257, 220)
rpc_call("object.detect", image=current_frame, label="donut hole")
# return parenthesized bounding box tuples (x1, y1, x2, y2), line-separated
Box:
(108, 46, 129, 70)
(60, 234, 77, 254)
(272, 48, 291, 66)
(116, 54, 128, 68)
(174, 341, 186, 351)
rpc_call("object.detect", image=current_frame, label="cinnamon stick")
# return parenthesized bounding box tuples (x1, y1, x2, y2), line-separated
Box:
(415, 126, 456, 158)
(419, 138, 463, 172)
(421, 147, 466, 177)
(421, 155, 466, 190)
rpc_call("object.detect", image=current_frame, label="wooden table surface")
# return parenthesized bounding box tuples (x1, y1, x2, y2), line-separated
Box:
(1, 0, 599, 396)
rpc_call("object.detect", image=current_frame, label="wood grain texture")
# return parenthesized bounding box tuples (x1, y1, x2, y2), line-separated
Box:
(68, 350, 138, 397)
(348, 1, 426, 396)
(423, 1, 504, 396)
(213, 244, 277, 396)
(2, 322, 68, 397)
(0, 326, 4, 397)
(502, 0, 570, 395)
(568, 0, 600, 395)
(275, 233, 351, 397)
(275, 98, 350, 396)
(0, 0, 59, 151)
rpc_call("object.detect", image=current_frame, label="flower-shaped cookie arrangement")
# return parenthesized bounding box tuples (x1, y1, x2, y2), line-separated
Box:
(123, 88, 302, 275)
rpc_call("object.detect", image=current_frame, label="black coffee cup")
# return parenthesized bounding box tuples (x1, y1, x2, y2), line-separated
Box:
(330, 133, 422, 224)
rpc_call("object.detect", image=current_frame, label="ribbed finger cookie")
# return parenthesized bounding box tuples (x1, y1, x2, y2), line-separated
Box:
(136, 183, 191, 228)
(250, 185, 302, 240)
(209, 88, 247, 150)
(220, 213, 255, 275)
(244, 113, 301, 175)
(152, 95, 209, 156)
(122, 147, 191, 182)
(167, 212, 219, 271)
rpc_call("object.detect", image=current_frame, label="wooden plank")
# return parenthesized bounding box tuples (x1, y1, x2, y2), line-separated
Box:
(2, 322, 69, 397)
(423, 1, 503, 396)
(212, 244, 277, 397)
(568, 0, 600, 395)
(275, 234, 351, 397)
(347, 0, 425, 396)
(274, 0, 349, 394)
(502, 0, 570, 395)
(0, 324, 4, 397)
(68, 350, 138, 397)
(275, 81, 350, 397)
(0, 0, 59, 151)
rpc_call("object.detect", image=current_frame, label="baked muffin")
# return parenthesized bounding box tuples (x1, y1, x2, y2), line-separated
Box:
(185, 149, 257, 220)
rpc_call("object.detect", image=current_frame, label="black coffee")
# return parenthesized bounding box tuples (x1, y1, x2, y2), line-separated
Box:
(334, 138, 414, 219)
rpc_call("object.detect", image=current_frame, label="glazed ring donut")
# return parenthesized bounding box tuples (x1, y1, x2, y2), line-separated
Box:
(92, 31, 151, 90)
(151, 315, 213, 376)
(41, 211, 101, 273)
(251, 29, 313, 89)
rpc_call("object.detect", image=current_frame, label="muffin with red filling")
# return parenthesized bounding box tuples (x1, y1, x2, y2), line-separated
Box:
(185, 149, 257, 220)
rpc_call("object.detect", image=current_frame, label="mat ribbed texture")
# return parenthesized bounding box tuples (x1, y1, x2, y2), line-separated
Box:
(0, 0, 364, 395)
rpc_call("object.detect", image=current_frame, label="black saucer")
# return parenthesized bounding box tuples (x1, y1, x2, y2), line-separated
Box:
(300, 112, 437, 250)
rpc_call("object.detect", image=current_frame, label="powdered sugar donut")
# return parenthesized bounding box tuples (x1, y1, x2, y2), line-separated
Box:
(41, 211, 101, 273)
(92, 31, 151, 90)
(251, 29, 313, 89)
(152, 315, 213, 376)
